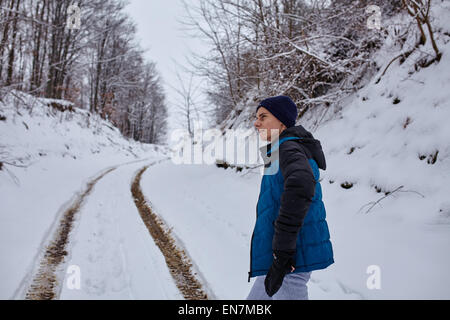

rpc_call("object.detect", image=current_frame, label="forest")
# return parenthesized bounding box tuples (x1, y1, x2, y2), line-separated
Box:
(0, 0, 168, 144)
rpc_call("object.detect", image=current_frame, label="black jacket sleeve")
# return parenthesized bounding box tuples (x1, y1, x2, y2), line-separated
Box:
(272, 140, 316, 252)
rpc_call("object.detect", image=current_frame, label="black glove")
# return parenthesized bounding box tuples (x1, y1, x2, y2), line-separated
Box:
(264, 250, 296, 297)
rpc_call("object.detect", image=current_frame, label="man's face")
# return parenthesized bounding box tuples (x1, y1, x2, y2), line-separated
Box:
(254, 106, 286, 142)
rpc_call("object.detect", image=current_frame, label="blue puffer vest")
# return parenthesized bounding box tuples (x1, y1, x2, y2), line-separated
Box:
(249, 135, 334, 281)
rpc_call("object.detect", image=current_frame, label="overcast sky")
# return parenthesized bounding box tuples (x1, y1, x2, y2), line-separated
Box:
(124, 0, 210, 138)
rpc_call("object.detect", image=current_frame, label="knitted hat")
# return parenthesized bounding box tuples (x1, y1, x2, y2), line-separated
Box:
(256, 95, 298, 128)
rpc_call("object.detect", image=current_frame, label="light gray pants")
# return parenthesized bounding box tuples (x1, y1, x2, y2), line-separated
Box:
(246, 271, 312, 300)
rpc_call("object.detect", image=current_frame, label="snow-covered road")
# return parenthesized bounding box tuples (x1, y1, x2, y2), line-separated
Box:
(3, 153, 449, 300)
(1, 154, 185, 299)
(58, 158, 184, 299)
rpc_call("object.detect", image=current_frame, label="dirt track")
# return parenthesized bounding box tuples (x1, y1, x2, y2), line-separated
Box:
(25, 167, 117, 300)
(131, 165, 208, 300)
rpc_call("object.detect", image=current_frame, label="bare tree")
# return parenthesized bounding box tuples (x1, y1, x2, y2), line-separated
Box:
(180, 0, 408, 128)
(172, 69, 204, 138)
(402, 0, 441, 63)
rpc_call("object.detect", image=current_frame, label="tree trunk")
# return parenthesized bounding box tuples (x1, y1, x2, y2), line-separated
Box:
(6, 0, 21, 86)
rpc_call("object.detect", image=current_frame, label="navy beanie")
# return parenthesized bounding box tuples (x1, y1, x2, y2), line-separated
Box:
(257, 95, 298, 128)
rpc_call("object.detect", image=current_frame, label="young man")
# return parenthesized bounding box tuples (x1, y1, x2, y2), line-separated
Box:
(247, 95, 334, 300)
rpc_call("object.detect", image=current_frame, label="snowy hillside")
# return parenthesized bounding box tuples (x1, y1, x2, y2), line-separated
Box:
(0, 90, 166, 164)
(306, 38, 450, 299)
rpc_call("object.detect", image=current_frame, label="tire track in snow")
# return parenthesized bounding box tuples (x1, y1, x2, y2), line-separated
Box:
(25, 166, 117, 300)
(131, 165, 208, 300)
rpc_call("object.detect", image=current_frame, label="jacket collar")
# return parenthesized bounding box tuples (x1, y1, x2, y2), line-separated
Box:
(258, 135, 286, 168)
(258, 125, 327, 170)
